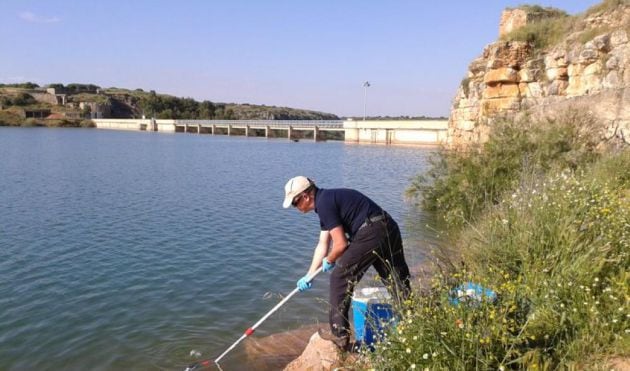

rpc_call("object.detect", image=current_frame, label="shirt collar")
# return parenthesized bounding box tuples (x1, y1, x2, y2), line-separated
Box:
(314, 188, 323, 214)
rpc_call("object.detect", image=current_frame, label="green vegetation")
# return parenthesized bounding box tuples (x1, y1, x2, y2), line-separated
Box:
(502, 0, 629, 50)
(501, 13, 572, 50)
(135, 90, 220, 119)
(0, 110, 25, 126)
(367, 111, 629, 369)
(1, 83, 340, 125)
(585, 0, 630, 16)
(47, 83, 100, 93)
(102, 87, 339, 120)
(0, 82, 40, 89)
(68, 93, 110, 104)
(0, 111, 92, 128)
(224, 103, 339, 120)
(0, 93, 37, 107)
(408, 111, 604, 228)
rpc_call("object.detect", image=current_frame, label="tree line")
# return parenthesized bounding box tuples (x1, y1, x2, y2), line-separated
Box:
(138, 90, 231, 119)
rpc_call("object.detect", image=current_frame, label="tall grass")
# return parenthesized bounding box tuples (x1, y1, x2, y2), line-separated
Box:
(370, 158, 630, 368)
(585, 0, 630, 16)
(501, 14, 572, 50)
(408, 111, 604, 228)
(364, 111, 629, 369)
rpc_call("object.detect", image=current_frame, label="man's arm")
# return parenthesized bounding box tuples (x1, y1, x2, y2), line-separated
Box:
(306, 230, 331, 274)
(325, 225, 348, 263)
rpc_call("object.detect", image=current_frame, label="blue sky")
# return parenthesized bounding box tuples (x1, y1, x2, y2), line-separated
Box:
(1, 1, 598, 117)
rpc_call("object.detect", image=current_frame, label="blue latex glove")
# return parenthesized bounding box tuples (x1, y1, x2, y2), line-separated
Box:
(297, 275, 312, 292)
(322, 257, 336, 272)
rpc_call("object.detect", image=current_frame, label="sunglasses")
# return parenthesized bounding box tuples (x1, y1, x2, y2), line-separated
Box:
(291, 193, 306, 207)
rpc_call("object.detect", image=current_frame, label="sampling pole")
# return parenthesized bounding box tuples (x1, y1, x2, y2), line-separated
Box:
(185, 267, 323, 370)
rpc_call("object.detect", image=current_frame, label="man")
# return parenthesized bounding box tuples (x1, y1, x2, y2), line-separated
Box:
(283, 176, 411, 350)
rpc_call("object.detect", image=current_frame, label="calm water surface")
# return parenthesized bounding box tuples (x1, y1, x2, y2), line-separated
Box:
(0, 128, 439, 370)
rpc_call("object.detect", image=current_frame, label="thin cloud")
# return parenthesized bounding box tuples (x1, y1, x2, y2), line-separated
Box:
(19, 11, 60, 24)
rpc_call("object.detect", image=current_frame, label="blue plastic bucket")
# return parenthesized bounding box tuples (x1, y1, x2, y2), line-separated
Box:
(352, 287, 394, 346)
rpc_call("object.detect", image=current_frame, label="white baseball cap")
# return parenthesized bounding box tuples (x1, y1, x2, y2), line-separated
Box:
(283, 176, 314, 208)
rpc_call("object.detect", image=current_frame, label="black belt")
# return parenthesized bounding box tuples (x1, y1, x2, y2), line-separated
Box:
(358, 213, 388, 231)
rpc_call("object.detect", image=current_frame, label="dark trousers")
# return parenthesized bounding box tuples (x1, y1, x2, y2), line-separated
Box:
(329, 217, 411, 337)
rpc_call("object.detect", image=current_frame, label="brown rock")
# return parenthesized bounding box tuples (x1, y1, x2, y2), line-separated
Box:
(484, 68, 519, 84)
(483, 83, 521, 99)
(499, 8, 529, 37)
(283, 332, 342, 371)
(243, 324, 323, 370)
(546, 67, 569, 81)
(480, 97, 521, 116)
(484, 41, 531, 68)
(610, 29, 628, 48)
(448, 3, 630, 148)
(519, 82, 544, 98)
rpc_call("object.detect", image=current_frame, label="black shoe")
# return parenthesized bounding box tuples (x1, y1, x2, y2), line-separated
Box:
(318, 328, 349, 350)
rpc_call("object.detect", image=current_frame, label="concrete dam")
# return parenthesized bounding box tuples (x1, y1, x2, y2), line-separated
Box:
(92, 119, 448, 145)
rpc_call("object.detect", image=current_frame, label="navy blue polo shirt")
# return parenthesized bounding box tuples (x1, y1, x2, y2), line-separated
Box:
(314, 188, 383, 238)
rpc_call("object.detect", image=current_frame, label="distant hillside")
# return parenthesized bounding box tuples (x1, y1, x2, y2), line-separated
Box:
(0, 83, 339, 126)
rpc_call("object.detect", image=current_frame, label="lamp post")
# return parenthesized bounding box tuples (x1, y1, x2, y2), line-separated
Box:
(363, 81, 370, 121)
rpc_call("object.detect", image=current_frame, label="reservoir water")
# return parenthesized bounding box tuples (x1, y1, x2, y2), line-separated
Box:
(0, 127, 438, 370)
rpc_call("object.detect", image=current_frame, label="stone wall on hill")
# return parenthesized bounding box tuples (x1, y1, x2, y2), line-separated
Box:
(449, 3, 630, 147)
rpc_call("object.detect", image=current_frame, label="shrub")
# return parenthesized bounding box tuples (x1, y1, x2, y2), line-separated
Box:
(368, 149, 630, 369)
(502, 16, 573, 50)
(0, 110, 25, 126)
(1, 93, 37, 106)
(408, 110, 605, 228)
(22, 118, 43, 127)
(585, 0, 630, 16)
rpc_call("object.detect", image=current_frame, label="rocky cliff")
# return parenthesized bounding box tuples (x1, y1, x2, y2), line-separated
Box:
(449, 1, 630, 147)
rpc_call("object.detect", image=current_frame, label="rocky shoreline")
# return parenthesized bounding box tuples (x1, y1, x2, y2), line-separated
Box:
(238, 324, 342, 370)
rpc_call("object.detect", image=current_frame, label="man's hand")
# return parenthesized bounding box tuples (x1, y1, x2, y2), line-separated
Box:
(322, 257, 336, 272)
(297, 275, 313, 292)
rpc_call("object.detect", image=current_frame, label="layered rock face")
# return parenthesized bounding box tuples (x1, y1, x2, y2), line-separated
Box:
(449, 3, 630, 147)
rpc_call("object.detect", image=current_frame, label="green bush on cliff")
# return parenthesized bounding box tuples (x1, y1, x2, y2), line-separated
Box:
(0, 110, 25, 126)
(408, 111, 604, 228)
(1, 93, 37, 107)
(367, 147, 629, 369)
(501, 11, 571, 50)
